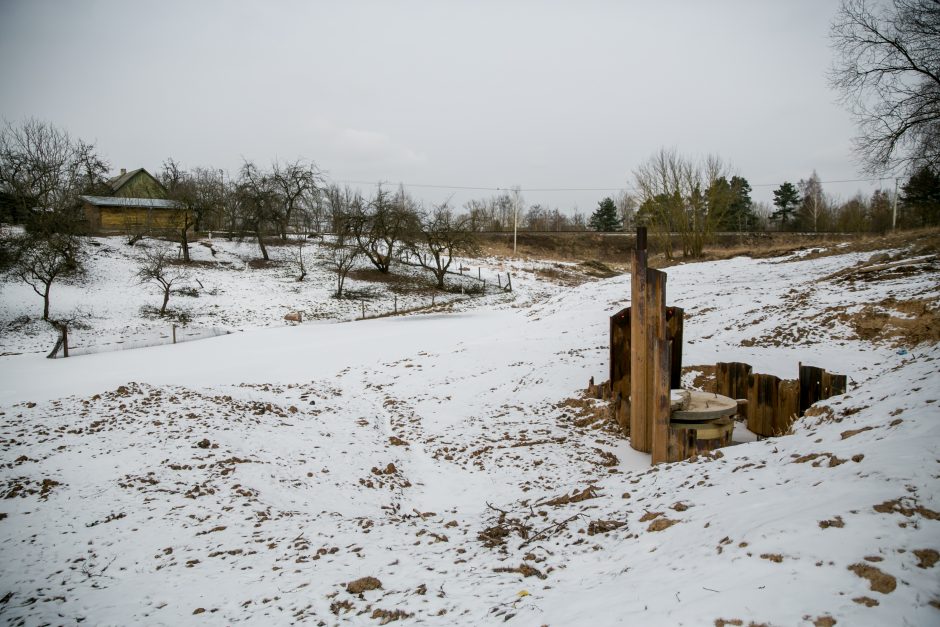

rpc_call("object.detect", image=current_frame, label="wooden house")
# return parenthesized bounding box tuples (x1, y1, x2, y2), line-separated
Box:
(81, 168, 186, 233)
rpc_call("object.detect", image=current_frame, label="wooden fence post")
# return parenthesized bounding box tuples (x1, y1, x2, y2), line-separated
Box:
(648, 268, 670, 464)
(507, 273, 512, 291)
(172, 324, 177, 344)
(394, 296, 398, 313)
(498, 275, 502, 288)
(630, 226, 650, 453)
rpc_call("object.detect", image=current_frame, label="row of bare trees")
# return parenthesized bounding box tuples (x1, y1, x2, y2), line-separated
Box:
(322, 184, 478, 297)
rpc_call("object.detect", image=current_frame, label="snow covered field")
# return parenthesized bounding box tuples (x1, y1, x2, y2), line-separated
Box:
(0, 235, 938, 626)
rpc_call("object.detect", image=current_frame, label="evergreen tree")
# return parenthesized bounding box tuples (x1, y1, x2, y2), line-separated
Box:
(727, 176, 755, 231)
(711, 175, 755, 231)
(901, 167, 940, 227)
(589, 197, 621, 232)
(771, 182, 801, 229)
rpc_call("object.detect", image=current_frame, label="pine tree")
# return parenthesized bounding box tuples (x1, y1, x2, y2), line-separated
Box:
(901, 167, 940, 227)
(771, 182, 800, 229)
(727, 176, 755, 231)
(589, 197, 621, 232)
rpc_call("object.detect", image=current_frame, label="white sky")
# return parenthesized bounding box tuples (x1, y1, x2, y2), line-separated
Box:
(0, 0, 895, 214)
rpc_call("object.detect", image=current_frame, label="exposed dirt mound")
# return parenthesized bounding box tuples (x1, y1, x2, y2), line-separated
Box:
(845, 298, 940, 346)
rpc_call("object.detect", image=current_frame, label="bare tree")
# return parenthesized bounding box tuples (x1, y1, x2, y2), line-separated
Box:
(409, 204, 479, 289)
(326, 216, 361, 298)
(349, 185, 418, 273)
(830, 0, 940, 174)
(293, 237, 308, 281)
(159, 158, 197, 261)
(324, 184, 354, 233)
(614, 190, 638, 231)
(12, 232, 83, 321)
(233, 161, 279, 261)
(0, 118, 109, 233)
(797, 171, 830, 232)
(634, 148, 733, 258)
(136, 245, 188, 316)
(271, 159, 322, 240)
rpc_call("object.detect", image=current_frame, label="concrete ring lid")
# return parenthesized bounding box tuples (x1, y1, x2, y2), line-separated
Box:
(671, 390, 738, 422)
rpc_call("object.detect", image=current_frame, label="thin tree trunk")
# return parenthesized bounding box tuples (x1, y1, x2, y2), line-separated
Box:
(42, 282, 51, 320)
(180, 227, 190, 262)
(258, 232, 269, 261)
(160, 289, 170, 316)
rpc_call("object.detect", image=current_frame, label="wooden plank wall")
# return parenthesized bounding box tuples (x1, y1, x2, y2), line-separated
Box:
(609, 307, 631, 434)
(610, 305, 682, 439)
(715, 362, 847, 437)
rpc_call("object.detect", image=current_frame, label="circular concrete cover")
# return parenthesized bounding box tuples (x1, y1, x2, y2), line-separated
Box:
(671, 391, 738, 422)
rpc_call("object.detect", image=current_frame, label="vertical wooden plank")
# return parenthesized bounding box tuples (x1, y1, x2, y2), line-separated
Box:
(829, 374, 847, 397)
(648, 269, 670, 464)
(717, 362, 753, 399)
(609, 307, 631, 435)
(775, 379, 800, 434)
(666, 307, 684, 389)
(799, 364, 825, 415)
(630, 227, 649, 453)
(747, 373, 781, 437)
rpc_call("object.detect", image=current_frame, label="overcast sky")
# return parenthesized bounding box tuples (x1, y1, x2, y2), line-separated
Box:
(0, 0, 893, 214)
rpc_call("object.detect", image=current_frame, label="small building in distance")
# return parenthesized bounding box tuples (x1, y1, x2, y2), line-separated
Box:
(81, 167, 186, 234)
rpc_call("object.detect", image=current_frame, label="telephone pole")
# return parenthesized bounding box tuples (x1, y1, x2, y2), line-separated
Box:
(892, 177, 899, 230)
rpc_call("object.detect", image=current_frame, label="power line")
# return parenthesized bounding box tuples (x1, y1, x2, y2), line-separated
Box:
(333, 175, 896, 194)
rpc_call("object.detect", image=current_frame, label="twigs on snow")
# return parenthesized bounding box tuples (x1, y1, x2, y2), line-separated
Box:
(520, 513, 583, 548)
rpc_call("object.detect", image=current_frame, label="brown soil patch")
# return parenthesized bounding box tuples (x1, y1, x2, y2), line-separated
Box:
(760, 553, 784, 563)
(587, 519, 626, 536)
(537, 485, 600, 507)
(873, 498, 940, 520)
(853, 596, 879, 607)
(846, 297, 940, 346)
(493, 562, 547, 580)
(371, 608, 413, 623)
(914, 549, 939, 569)
(819, 516, 845, 529)
(683, 365, 717, 392)
(841, 426, 874, 440)
(848, 563, 896, 594)
(647, 518, 678, 532)
(346, 576, 382, 594)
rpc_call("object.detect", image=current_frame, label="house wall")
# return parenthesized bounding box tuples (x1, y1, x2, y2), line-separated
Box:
(113, 171, 167, 199)
(82, 203, 101, 232)
(83, 206, 186, 233)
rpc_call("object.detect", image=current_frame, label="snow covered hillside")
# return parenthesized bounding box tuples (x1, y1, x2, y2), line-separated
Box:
(0, 236, 938, 626)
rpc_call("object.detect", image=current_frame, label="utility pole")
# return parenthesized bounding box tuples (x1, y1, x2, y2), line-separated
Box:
(219, 169, 225, 233)
(892, 177, 899, 230)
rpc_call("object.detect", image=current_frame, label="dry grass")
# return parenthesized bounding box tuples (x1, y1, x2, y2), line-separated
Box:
(477, 227, 940, 268)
